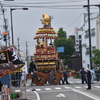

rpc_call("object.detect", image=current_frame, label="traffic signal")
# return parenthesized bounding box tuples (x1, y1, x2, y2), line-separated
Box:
(3, 31, 7, 41)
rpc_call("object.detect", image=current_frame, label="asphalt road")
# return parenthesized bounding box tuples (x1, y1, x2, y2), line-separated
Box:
(25, 77, 100, 100)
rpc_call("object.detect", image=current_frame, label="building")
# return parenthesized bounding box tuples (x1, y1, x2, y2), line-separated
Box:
(69, 35, 82, 71)
(81, 13, 100, 69)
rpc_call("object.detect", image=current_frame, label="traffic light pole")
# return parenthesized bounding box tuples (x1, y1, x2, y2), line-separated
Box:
(0, 3, 8, 48)
(10, 8, 14, 45)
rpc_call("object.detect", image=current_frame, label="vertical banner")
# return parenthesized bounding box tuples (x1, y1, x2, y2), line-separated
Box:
(75, 28, 79, 51)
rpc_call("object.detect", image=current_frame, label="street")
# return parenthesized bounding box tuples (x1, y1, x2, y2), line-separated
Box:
(22, 77, 100, 100)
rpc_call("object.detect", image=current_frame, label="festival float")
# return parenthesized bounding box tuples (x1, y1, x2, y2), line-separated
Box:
(0, 46, 25, 100)
(27, 14, 62, 86)
(0, 46, 25, 78)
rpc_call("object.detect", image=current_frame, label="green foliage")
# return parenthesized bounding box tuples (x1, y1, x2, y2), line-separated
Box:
(54, 27, 75, 65)
(91, 49, 100, 65)
(57, 28, 67, 38)
(73, 74, 81, 78)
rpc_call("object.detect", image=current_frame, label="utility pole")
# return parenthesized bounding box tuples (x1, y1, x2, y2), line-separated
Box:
(83, 0, 92, 69)
(26, 41, 28, 68)
(87, 0, 92, 69)
(17, 37, 20, 56)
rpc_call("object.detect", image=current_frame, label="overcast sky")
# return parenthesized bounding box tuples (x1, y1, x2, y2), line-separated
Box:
(0, 0, 100, 56)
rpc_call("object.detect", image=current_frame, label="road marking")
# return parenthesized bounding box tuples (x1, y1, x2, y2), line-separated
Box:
(64, 86, 71, 89)
(69, 81, 74, 83)
(26, 89, 31, 92)
(55, 93, 66, 97)
(26, 84, 30, 86)
(15, 90, 21, 92)
(72, 89, 100, 100)
(75, 81, 81, 83)
(84, 86, 88, 88)
(45, 88, 51, 90)
(35, 89, 41, 91)
(94, 86, 100, 88)
(74, 86, 82, 88)
(55, 87, 62, 90)
(34, 91, 40, 100)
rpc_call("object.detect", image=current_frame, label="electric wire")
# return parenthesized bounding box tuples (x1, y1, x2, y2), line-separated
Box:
(2, 0, 87, 5)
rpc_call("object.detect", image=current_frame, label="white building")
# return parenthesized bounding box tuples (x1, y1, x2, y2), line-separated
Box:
(81, 13, 100, 69)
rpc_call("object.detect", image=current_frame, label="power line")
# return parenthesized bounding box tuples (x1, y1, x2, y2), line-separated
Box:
(2, 0, 87, 5)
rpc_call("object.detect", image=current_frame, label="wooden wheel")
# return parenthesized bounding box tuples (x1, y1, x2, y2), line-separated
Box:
(34, 72, 47, 86)
(47, 71, 60, 85)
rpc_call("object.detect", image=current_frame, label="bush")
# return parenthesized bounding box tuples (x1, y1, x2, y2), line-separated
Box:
(73, 74, 81, 78)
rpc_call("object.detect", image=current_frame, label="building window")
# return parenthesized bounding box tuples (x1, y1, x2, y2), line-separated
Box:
(87, 64, 89, 68)
(85, 48, 89, 55)
(91, 28, 95, 36)
(92, 46, 96, 50)
(85, 30, 89, 38)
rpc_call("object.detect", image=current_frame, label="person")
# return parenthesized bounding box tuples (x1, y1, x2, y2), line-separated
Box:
(15, 72, 22, 87)
(50, 70, 54, 85)
(95, 67, 100, 82)
(31, 71, 37, 86)
(21, 71, 25, 86)
(28, 59, 36, 74)
(62, 70, 70, 85)
(11, 73, 16, 87)
(86, 68, 91, 90)
(90, 67, 95, 84)
(80, 68, 87, 84)
(0, 81, 3, 92)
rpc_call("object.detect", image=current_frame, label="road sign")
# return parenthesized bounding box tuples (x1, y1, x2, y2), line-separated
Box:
(56, 47, 64, 52)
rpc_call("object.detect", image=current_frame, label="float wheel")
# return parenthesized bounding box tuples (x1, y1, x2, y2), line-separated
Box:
(34, 72, 47, 86)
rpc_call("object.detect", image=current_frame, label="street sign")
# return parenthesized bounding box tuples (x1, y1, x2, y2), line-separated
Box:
(56, 47, 64, 52)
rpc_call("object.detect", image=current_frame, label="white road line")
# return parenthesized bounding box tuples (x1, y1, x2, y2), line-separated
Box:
(64, 87, 71, 89)
(55, 87, 62, 89)
(26, 84, 30, 86)
(45, 88, 51, 90)
(15, 90, 21, 92)
(34, 91, 40, 100)
(35, 89, 41, 91)
(72, 89, 100, 100)
(84, 86, 88, 88)
(26, 89, 31, 92)
(94, 86, 100, 88)
(74, 86, 82, 88)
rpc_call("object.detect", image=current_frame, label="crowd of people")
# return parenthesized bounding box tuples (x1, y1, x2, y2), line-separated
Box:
(80, 67, 100, 90)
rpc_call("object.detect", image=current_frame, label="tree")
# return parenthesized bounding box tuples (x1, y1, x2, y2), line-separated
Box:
(54, 27, 75, 65)
(91, 49, 100, 66)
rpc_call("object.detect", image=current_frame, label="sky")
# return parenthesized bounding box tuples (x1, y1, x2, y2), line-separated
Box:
(0, 0, 100, 56)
